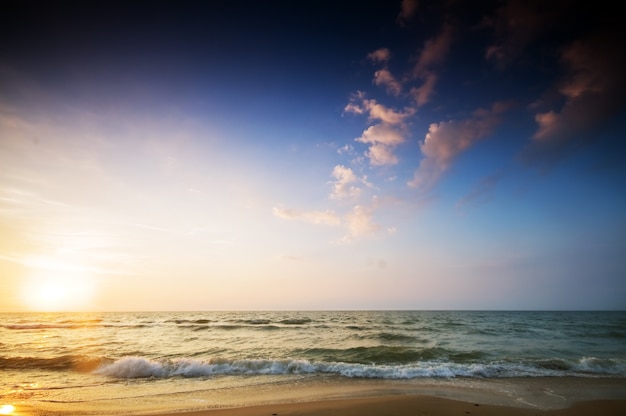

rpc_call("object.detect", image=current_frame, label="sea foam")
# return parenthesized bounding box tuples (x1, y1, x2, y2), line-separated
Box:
(92, 355, 626, 380)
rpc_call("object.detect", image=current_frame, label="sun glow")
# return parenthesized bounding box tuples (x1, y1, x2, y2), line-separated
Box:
(0, 405, 15, 415)
(20, 265, 97, 311)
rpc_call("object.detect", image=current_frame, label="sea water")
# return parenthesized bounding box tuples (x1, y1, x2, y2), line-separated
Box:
(1, 310, 625, 414)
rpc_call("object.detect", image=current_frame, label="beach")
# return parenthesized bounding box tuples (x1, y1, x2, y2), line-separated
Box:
(154, 396, 626, 416)
(142, 376, 626, 416)
(6, 376, 626, 415)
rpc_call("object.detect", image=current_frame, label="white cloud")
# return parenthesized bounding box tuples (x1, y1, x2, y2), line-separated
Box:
(337, 204, 380, 244)
(330, 165, 361, 200)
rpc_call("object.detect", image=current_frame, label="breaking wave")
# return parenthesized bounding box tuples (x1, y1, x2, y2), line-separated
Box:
(93, 355, 626, 380)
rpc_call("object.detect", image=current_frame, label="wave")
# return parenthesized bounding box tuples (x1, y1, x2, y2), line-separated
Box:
(0, 355, 102, 372)
(1, 323, 102, 330)
(296, 346, 448, 364)
(92, 355, 626, 380)
(1, 322, 147, 330)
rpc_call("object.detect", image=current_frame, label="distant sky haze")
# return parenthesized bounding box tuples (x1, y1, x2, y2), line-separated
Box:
(1, 0, 625, 311)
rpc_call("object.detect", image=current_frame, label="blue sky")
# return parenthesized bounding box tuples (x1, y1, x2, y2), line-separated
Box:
(1, 0, 625, 311)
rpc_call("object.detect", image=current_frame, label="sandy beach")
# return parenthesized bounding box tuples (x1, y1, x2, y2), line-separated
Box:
(127, 377, 626, 416)
(9, 377, 626, 416)
(152, 396, 626, 416)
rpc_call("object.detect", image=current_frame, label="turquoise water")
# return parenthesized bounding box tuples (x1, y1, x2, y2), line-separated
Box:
(1, 311, 625, 414)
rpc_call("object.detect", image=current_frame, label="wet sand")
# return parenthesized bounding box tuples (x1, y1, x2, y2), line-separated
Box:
(148, 396, 626, 416)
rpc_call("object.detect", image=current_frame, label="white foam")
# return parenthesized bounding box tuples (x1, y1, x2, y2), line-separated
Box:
(93, 355, 626, 380)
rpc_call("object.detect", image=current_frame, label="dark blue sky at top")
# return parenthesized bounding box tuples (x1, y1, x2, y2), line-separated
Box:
(3, 0, 621, 133)
(3, 0, 625, 200)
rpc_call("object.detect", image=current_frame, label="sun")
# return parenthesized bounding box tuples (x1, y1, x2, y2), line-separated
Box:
(0, 405, 15, 415)
(21, 268, 96, 312)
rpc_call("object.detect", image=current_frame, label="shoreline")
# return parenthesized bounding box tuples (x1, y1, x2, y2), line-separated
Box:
(10, 376, 626, 416)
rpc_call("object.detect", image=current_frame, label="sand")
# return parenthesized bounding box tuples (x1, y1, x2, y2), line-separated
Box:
(147, 396, 626, 416)
(8, 377, 626, 415)
(140, 377, 626, 416)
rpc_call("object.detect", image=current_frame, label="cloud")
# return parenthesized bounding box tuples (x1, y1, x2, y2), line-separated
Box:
(409, 103, 506, 191)
(345, 93, 415, 167)
(345, 93, 414, 125)
(330, 165, 361, 200)
(274, 199, 386, 245)
(373, 68, 402, 96)
(396, 0, 419, 27)
(272, 207, 341, 226)
(367, 48, 391, 64)
(338, 204, 381, 244)
(521, 34, 626, 168)
(408, 24, 453, 106)
(483, 0, 554, 68)
(412, 24, 453, 77)
(355, 123, 406, 166)
(409, 72, 438, 107)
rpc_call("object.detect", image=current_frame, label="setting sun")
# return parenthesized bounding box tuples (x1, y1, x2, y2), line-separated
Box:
(0, 405, 14, 415)
(20, 266, 96, 311)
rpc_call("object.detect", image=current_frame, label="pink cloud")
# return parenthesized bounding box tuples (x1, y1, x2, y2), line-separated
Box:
(355, 122, 407, 167)
(483, 0, 553, 68)
(396, 0, 419, 26)
(373, 68, 402, 96)
(409, 103, 504, 190)
(408, 24, 453, 106)
(367, 48, 391, 64)
(522, 34, 626, 167)
(344, 94, 414, 125)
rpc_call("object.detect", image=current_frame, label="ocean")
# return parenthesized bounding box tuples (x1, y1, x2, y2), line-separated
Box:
(1, 310, 626, 415)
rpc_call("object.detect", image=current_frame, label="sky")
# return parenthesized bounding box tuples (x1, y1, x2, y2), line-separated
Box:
(1, 0, 625, 312)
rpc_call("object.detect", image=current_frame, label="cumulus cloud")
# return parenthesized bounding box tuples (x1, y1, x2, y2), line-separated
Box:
(409, 103, 506, 191)
(330, 165, 361, 200)
(521, 34, 626, 168)
(344, 93, 415, 167)
(345, 93, 414, 124)
(272, 207, 341, 226)
(355, 124, 406, 166)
